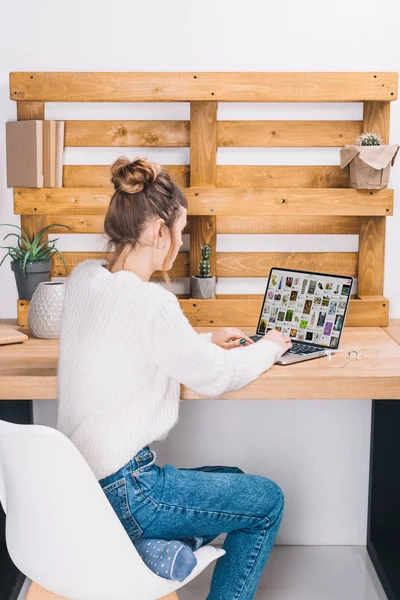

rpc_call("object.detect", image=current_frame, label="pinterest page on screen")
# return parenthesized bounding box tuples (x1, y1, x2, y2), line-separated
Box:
(258, 269, 353, 349)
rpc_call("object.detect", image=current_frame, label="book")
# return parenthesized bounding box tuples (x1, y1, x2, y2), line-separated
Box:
(55, 120, 65, 187)
(43, 120, 57, 187)
(0, 325, 28, 346)
(6, 120, 43, 188)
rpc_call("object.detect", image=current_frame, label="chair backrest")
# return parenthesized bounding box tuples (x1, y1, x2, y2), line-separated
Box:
(0, 419, 173, 600)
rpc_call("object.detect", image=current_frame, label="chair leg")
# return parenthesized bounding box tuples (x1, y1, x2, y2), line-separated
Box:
(26, 581, 68, 600)
(27, 580, 179, 600)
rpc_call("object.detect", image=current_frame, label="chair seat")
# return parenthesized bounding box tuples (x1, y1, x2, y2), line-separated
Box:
(0, 419, 226, 600)
(25, 545, 226, 600)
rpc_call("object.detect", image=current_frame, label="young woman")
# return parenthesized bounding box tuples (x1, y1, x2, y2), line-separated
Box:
(56, 157, 292, 599)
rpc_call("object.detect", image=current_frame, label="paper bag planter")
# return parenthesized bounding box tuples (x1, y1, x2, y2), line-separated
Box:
(340, 144, 399, 190)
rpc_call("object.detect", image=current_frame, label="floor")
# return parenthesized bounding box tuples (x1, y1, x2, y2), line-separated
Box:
(17, 546, 388, 600)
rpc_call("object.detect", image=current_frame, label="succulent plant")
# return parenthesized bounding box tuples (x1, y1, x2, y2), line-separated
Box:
(0, 223, 70, 278)
(199, 244, 212, 277)
(354, 132, 383, 146)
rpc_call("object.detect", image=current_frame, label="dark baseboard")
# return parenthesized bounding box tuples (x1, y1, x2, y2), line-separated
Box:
(0, 400, 33, 600)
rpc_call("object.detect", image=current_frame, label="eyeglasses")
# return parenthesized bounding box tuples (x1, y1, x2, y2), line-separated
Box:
(323, 347, 380, 368)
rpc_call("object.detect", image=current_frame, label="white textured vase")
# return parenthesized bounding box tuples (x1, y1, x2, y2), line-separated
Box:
(28, 281, 66, 339)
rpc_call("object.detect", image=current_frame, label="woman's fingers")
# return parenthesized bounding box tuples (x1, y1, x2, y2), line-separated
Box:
(225, 328, 254, 344)
(224, 338, 252, 349)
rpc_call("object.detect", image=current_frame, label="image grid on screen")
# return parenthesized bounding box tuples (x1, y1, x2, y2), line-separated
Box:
(257, 270, 353, 348)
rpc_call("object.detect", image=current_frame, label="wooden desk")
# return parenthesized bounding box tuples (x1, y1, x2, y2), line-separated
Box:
(1, 319, 400, 600)
(1, 321, 400, 400)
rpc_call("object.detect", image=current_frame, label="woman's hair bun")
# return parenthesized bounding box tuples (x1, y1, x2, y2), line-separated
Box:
(110, 156, 163, 194)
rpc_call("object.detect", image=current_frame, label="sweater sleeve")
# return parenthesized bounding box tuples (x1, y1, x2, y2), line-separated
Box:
(140, 296, 285, 398)
(198, 331, 213, 342)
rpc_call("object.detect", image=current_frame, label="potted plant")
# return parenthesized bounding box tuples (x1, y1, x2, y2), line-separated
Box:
(340, 131, 399, 190)
(0, 223, 70, 300)
(190, 244, 216, 299)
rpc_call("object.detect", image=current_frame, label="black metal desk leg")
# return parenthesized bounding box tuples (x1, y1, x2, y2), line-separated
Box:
(367, 399, 400, 600)
(0, 400, 33, 600)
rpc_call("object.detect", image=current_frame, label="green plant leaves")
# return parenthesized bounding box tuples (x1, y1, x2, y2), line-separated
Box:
(0, 222, 71, 277)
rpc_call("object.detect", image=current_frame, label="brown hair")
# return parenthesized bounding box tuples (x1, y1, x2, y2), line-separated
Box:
(104, 156, 188, 285)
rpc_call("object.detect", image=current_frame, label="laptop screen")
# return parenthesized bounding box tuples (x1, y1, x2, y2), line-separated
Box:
(256, 268, 354, 349)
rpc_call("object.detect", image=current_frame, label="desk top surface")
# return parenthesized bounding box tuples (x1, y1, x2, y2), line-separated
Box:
(0, 320, 399, 400)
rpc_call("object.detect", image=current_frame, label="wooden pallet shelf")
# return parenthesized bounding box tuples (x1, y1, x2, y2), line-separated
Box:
(10, 71, 398, 328)
(46, 249, 358, 279)
(14, 187, 394, 217)
(10, 71, 398, 102)
(17, 295, 389, 329)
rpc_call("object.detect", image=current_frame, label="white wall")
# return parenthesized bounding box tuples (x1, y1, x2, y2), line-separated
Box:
(1, 0, 399, 545)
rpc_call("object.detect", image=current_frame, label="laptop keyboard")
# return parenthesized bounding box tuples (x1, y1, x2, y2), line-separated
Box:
(287, 344, 321, 355)
(249, 335, 321, 355)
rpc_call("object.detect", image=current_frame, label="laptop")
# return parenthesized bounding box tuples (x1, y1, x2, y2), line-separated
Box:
(249, 267, 354, 365)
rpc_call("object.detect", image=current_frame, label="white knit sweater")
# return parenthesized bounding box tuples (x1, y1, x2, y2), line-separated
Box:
(56, 259, 284, 480)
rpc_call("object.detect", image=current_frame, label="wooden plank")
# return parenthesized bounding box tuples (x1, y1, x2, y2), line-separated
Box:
(63, 165, 189, 188)
(218, 121, 362, 147)
(47, 250, 356, 278)
(65, 120, 189, 147)
(0, 319, 23, 329)
(358, 216, 386, 296)
(190, 103, 217, 186)
(188, 188, 393, 216)
(383, 320, 400, 345)
(10, 72, 398, 102)
(2, 365, 400, 400)
(348, 296, 389, 327)
(363, 102, 390, 143)
(357, 102, 390, 297)
(15, 187, 394, 216)
(189, 102, 217, 281)
(64, 165, 347, 189)
(216, 216, 360, 234)
(216, 252, 357, 277)
(46, 215, 190, 235)
(17, 100, 44, 120)
(50, 251, 189, 277)
(45, 214, 360, 235)
(180, 297, 389, 328)
(18, 293, 386, 328)
(17, 300, 29, 326)
(45, 215, 106, 233)
(217, 165, 349, 188)
(63, 120, 363, 148)
(20, 214, 47, 242)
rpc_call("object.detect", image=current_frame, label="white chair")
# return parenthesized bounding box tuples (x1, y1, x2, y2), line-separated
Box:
(0, 419, 225, 600)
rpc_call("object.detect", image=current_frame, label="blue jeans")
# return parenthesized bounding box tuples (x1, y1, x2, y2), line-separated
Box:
(98, 446, 284, 600)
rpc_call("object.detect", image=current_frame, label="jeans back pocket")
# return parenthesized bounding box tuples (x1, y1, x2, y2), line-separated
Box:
(102, 476, 143, 542)
(131, 462, 160, 508)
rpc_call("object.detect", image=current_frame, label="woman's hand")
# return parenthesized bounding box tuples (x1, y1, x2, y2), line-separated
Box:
(262, 329, 292, 353)
(210, 327, 255, 349)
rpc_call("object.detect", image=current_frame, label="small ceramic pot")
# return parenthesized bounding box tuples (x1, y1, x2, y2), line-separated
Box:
(11, 260, 52, 301)
(28, 281, 66, 339)
(190, 275, 216, 299)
